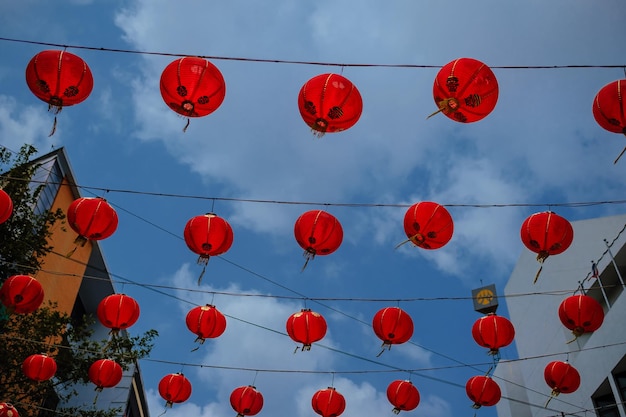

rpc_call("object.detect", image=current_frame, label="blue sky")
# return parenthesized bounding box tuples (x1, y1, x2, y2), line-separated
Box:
(1, 1, 626, 417)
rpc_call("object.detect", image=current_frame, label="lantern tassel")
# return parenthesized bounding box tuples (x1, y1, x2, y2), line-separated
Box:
(426, 107, 445, 119)
(48, 116, 57, 137)
(301, 250, 315, 272)
(392, 407, 401, 414)
(395, 233, 424, 250)
(183, 118, 190, 133)
(533, 252, 549, 284)
(614, 146, 626, 164)
(197, 265, 206, 285)
(93, 388, 102, 405)
(544, 390, 559, 408)
(66, 246, 78, 258)
(376, 342, 391, 357)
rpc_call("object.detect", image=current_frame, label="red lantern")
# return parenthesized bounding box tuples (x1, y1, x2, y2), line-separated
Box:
(96, 293, 140, 333)
(592, 79, 626, 163)
(160, 57, 226, 132)
(386, 380, 420, 414)
(465, 375, 501, 408)
(312, 387, 346, 417)
(25, 50, 94, 135)
(184, 212, 233, 265)
(0, 275, 44, 314)
(88, 359, 123, 391)
(471, 313, 515, 355)
(430, 57, 498, 123)
(558, 294, 604, 341)
(372, 307, 414, 355)
(400, 201, 453, 250)
(0, 190, 13, 224)
(544, 361, 580, 402)
(158, 373, 192, 407)
(286, 308, 327, 351)
(67, 197, 118, 250)
(294, 210, 343, 270)
(298, 73, 363, 137)
(230, 385, 264, 417)
(22, 353, 57, 382)
(520, 211, 574, 284)
(0, 403, 18, 417)
(185, 304, 227, 344)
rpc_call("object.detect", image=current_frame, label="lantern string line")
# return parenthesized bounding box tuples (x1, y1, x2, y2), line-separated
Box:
(1, 36, 626, 70)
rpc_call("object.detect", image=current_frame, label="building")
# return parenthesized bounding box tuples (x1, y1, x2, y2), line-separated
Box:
(493, 212, 626, 417)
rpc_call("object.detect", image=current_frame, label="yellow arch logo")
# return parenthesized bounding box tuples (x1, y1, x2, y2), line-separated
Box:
(475, 288, 494, 305)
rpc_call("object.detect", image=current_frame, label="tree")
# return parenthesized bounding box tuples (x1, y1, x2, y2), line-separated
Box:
(0, 144, 158, 417)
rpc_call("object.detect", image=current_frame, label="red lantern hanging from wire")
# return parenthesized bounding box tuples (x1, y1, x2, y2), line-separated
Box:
(298, 73, 363, 137)
(185, 304, 227, 345)
(397, 201, 453, 250)
(286, 308, 327, 352)
(0, 403, 18, 417)
(96, 293, 140, 335)
(230, 385, 264, 417)
(544, 361, 580, 407)
(592, 79, 626, 163)
(22, 353, 57, 382)
(0, 189, 13, 224)
(386, 380, 420, 414)
(465, 375, 501, 408)
(312, 387, 346, 417)
(25, 50, 94, 136)
(0, 274, 44, 314)
(184, 212, 234, 284)
(160, 56, 226, 132)
(158, 373, 192, 408)
(558, 294, 604, 342)
(520, 211, 574, 284)
(471, 313, 515, 356)
(66, 197, 118, 257)
(294, 210, 343, 271)
(429, 57, 499, 123)
(88, 359, 123, 392)
(372, 307, 414, 356)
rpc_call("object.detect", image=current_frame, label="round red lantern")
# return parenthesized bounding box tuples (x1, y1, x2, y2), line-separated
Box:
(312, 387, 346, 417)
(184, 212, 233, 263)
(158, 373, 192, 407)
(0, 189, 13, 224)
(386, 380, 420, 414)
(67, 197, 118, 250)
(0, 403, 18, 417)
(22, 353, 57, 382)
(592, 79, 626, 163)
(230, 385, 264, 417)
(96, 294, 140, 333)
(185, 304, 227, 344)
(558, 294, 604, 341)
(160, 57, 226, 131)
(471, 313, 515, 355)
(400, 201, 454, 250)
(88, 359, 123, 391)
(294, 210, 343, 270)
(286, 308, 327, 351)
(0, 275, 44, 314)
(25, 50, 94, 135)
(544, 361, 580, 400)
(430, 57, 498, 123)
(520, 211, 574, 284)
(298, 73, 363, 137)
(465, 375, 501, 408)
(372, 307, 414, 355)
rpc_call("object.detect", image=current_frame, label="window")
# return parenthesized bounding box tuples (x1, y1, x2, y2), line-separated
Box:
(593, 393, 619, 417)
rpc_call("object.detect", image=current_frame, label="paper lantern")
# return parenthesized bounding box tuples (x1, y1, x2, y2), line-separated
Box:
(430, 57, 498, 123)
(298, 73, 363, 137)
(96, 293, 140, 333)
(0, 403, 18, 417)
(160, 57, 226, 131)
(471, 313, 515, 355)
(22, 353, 57, 382)
(312, 387, 346, 417)
(386, 380, 420, 414)
(0, 190, 13, 224)
(544, 361, 580, 401)
(159, 373, 192, 407)
(372, 307, 414, 355)
(89, 359, 123, 391)
(185, 304, 227, 344)
(592, 79, 626, 163)
(230, 385, 264, 417)
(520, 211, 574, 284)
(286, 308, 327, 351)
(558, 294, 604, 341)
(184, 212, 233, 264)
(67, 197, 118, 251)
(294, 210, 343, 270)
(0, 275, 44, 314)
(400, 201, 454, 250)
(466, 375, 501, 408)
(25, 50, 94, 135)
